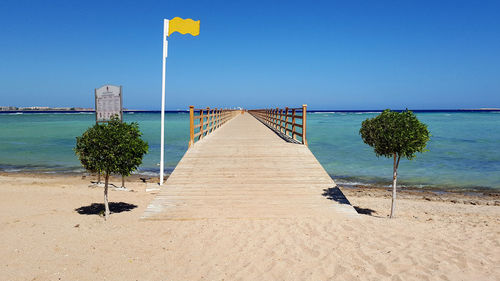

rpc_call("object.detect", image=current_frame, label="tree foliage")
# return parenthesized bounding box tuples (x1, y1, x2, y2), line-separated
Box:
(74, 118, 148, 219)
(75, 118, 148, 176)
(359, 109, 430, 160)
(359, 109, 430, 218)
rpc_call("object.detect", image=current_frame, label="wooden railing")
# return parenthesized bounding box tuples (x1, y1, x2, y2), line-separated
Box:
(189, 106, 241, 147)
(248, 104, 308, 146)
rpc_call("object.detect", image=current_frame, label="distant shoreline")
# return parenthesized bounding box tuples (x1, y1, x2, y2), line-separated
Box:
(1, 171, 498, 204)
(0, 169, 498, 194)
(0, 108, 499, 114)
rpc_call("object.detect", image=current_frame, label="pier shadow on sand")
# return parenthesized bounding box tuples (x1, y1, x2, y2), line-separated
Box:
(322, 187, 377, 216)
(75, 202, 137, 215)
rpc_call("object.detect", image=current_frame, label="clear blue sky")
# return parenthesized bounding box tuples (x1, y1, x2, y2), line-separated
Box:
(1, 0, 499, 110)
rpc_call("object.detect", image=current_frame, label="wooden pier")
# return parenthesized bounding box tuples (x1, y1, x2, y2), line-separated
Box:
(142, 107, 357, 220)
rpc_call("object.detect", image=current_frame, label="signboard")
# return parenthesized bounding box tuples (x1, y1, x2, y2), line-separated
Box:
(95, 85, 123, 122)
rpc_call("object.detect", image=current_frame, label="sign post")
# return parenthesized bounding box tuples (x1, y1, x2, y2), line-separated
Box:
(94, 84, 123, 185)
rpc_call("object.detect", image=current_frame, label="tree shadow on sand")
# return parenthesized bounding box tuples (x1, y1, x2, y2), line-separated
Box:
(353, 206, 377, 216)
(75, 202, 137, 215)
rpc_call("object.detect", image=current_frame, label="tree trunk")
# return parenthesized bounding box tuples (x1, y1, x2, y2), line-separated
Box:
(97, 172, 101, 184)
(121, 175, 125, 188)
(104, 172, 110, 220)
(390, 153, 400, 218)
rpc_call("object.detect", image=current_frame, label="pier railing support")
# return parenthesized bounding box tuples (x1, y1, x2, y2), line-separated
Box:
(200, 109, 204, 140)
(284, 107, 289, 135)
(302, 104, 307, 146)
(248, 104, 308, 146)
(188, 106, 241, 148)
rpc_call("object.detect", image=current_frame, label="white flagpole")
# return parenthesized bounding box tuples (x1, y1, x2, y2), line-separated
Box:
(160, 19, 169, 185)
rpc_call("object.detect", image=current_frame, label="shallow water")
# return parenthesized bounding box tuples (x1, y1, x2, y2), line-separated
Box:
(308, 111, 500, 190)
(0, 111, 498, 190)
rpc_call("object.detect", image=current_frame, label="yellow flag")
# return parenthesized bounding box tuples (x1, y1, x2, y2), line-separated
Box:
(168, 17, 200, 36)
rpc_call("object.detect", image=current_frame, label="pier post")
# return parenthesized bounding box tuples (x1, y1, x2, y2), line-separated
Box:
(302, 104, 307, 146)
(200, 108, 205, 139)
(214, 108, 218, 130)
(218, 108, 221, 128)
(275, 108, 279, 130)
(206, 107, 211, 133)
(292, 109, 296, 140)
(284, 107, 289, 137)
(271, 109, 277, 129)
(280, 109, 284, 134)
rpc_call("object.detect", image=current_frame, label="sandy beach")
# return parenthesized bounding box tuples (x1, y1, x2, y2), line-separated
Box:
(0, 172, 498, 281)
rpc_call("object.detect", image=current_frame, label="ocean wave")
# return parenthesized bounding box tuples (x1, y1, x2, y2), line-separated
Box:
(3, 168, 22, 172)
(311, 111, 380, 115)
(133, 171, 160, 177)
(69, 168, 86, 173)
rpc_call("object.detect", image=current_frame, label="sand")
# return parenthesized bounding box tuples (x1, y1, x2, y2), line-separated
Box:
(0, 173, 498, 280)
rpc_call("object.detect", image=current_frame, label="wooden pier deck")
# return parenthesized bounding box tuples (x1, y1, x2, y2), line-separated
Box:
(142, 113, 357, 220)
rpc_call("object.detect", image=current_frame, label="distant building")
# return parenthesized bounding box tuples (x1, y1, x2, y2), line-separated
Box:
(20, 106, 50, 111)
(0, 106, 18, 111)
(0, 106, 94, 111)
(72, 107, 94, 111)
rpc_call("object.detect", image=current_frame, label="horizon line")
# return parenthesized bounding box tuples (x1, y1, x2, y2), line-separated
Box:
(1, 108, 499, 113)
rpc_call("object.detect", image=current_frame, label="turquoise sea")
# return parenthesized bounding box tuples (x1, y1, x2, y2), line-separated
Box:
(0, 111, 499, 191)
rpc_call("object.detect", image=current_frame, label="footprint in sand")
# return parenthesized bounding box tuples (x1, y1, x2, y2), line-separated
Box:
(373, 262, 391, 277)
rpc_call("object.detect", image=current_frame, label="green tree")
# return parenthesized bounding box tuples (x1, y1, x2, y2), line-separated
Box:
(74, 118, 148, 220)
(359, 109, 430, 218)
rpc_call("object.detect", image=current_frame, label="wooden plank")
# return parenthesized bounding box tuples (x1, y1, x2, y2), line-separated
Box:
(142, 113, 357, 220)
